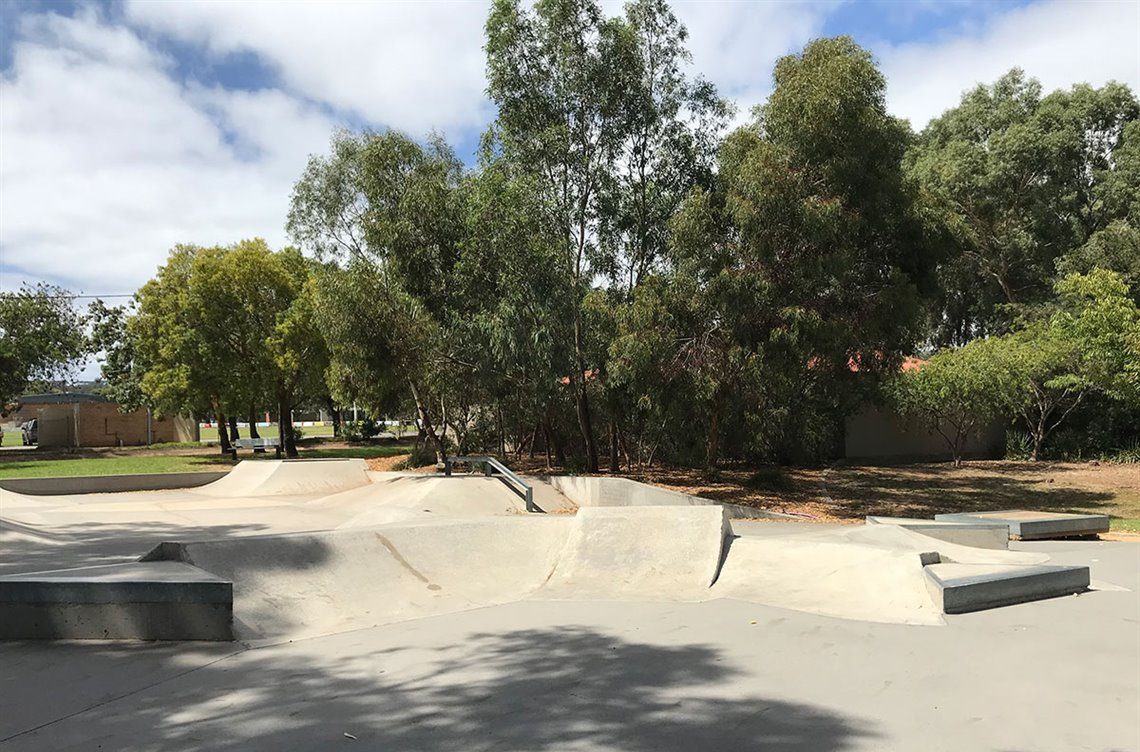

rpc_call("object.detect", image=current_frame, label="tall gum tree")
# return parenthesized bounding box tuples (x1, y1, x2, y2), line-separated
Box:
(906, 71, 1139, 343)
(290, 131, 467, 463)
(666, 36, 935, 467)
(485, 0, 642, 471)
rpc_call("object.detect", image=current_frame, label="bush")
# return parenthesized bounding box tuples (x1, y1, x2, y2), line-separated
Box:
(1103, 440, 1140, 464)
(1004, 430, 1034, 460)
(393, 441, 439, 470)
(343, 418, 379, 441)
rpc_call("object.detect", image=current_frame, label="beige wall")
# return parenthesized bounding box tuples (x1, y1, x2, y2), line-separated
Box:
(844, 405, 1004, 461)
(32, 403, 198, 447)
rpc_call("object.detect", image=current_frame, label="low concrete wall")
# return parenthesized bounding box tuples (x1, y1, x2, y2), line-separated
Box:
(545, 475, 797, 520)
(0, 471, 228, 496)
(866, 516, 1010, 550)
(0, 561, 233, 640)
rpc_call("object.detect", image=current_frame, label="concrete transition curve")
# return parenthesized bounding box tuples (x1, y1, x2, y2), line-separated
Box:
(0, 459, 1097, 642)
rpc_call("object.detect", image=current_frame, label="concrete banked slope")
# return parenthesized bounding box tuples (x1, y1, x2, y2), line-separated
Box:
(0, 460, 1094, 641)
(190, 457, 373, 497)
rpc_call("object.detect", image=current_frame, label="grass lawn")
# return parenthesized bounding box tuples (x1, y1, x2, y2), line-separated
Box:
(1, 430, 24, 448)
(0, 442, 413, 479)
(0, 454, 232, 478)
(199, 423, 336, 441)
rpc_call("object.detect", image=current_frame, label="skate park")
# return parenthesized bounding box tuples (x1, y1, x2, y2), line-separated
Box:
(0, 458, 1137, 751)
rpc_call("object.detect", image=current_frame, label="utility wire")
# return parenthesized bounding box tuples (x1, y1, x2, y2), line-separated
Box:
(0, 293, 135, 300)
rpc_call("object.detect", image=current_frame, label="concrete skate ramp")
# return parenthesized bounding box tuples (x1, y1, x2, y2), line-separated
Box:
(538, 506, 731, 600)
(712, 524, 1051, 625)
(192, 459, 371, 498)
(548, 475, 792, 520)
(144, 517, 571, 643)
(332, 474, 543, 522)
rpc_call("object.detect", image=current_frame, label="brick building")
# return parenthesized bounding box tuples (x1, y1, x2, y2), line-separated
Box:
(11, 393, 197, 448)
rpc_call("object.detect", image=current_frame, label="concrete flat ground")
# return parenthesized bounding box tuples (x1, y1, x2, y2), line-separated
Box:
(0, 536, 1135, 751)
(1, 465, 1137, 751)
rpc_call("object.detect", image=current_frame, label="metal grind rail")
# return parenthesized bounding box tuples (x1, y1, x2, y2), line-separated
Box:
(443, 455, 539, 513)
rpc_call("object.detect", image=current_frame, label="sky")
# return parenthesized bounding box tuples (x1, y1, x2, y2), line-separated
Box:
(1, 0, 1138, 299)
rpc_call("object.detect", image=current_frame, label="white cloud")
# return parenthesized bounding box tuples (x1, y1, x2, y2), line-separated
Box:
(881, 0, 1140, 128)
(2, 0, 1137, 299)
(672, 0, 834, 108)
(124, 0, 494, 137)
(0, 8, 338, 293)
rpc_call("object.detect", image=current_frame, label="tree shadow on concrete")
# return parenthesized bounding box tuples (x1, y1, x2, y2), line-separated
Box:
(1, 625, 877, 751)
(0, 517, 295, 576)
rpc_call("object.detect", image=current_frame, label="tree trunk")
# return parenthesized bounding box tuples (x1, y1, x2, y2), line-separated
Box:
(278, 393, 298, 458)
(572, 318, 599, 472)
(409, 380, 446, 465)
(228, 415, 240, 442)
(248, 406, 263, 453)
(545, 406, 565, 466)
(608, 420, 619, 473)
(705, 392, 722, 470)
(1031, 427, 1045, 462)
(326, 397, 341, 438)
(214, 403, 232, 454)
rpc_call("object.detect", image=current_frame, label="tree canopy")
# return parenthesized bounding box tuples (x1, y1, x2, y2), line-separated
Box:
(36, 3, 1135, 468)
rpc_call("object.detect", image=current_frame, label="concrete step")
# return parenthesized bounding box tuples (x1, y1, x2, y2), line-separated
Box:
(0, 561, 232, 640)
(933, 510, 1109, 540)
(865, 516, 1010, 549)
(924, 562, 1089, 614)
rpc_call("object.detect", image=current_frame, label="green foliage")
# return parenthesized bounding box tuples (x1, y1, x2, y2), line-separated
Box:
(87, 300, 144, 410)
(652, 36, 933, 466)
(342, 419, 380, 442)
(1057, 220, 1140, 301)
(906, 71, 1139, 342)
(132, 240, 328, 456)
(0, 284, 88, 405)
(84, 12, 1140, 471)
(1050, 269, 1140, 404)
(890, 338, 1009, 464)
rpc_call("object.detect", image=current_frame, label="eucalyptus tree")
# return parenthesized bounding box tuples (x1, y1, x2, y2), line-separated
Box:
(290, 131, 469, 462)
(598, 0, 730, 294)
(133, 245, 237, 451)
(88, 299, 145, 410)
(0, 284, 88, 405)
(485, 0, 643, 471)
(907, 71, 1139, 342)
(657, 36, 934, 467)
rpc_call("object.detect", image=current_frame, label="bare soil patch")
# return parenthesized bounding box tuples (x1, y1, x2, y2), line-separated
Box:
(498, 457, 1139, 528)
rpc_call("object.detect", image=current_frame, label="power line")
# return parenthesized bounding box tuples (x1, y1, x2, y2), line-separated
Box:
(0, 293, 135, 300)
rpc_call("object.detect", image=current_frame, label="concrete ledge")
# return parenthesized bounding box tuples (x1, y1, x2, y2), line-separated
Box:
(545, 475, 798, 520)
(866, 516, 1010, 550)
(924, 563, 1090, 614)
(0, 471, 228, 496)
(0, 562, 233, 640)
(933, 511, 1109, 540)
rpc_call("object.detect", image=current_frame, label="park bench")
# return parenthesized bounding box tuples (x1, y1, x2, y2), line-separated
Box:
(225, 436, 282, 460)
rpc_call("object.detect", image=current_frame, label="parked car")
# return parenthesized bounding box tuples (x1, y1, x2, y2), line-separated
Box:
(20, 419, 37, 446)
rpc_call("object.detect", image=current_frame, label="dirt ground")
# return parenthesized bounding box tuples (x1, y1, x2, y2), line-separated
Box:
(426, 456, 1140, 531)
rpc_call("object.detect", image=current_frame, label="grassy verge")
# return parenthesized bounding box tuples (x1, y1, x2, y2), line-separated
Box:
(0, 455, 232, 478)
(199, 424, 336, 441)
(1111, 518, 1140, 533)
(0, 443, 413, 479)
